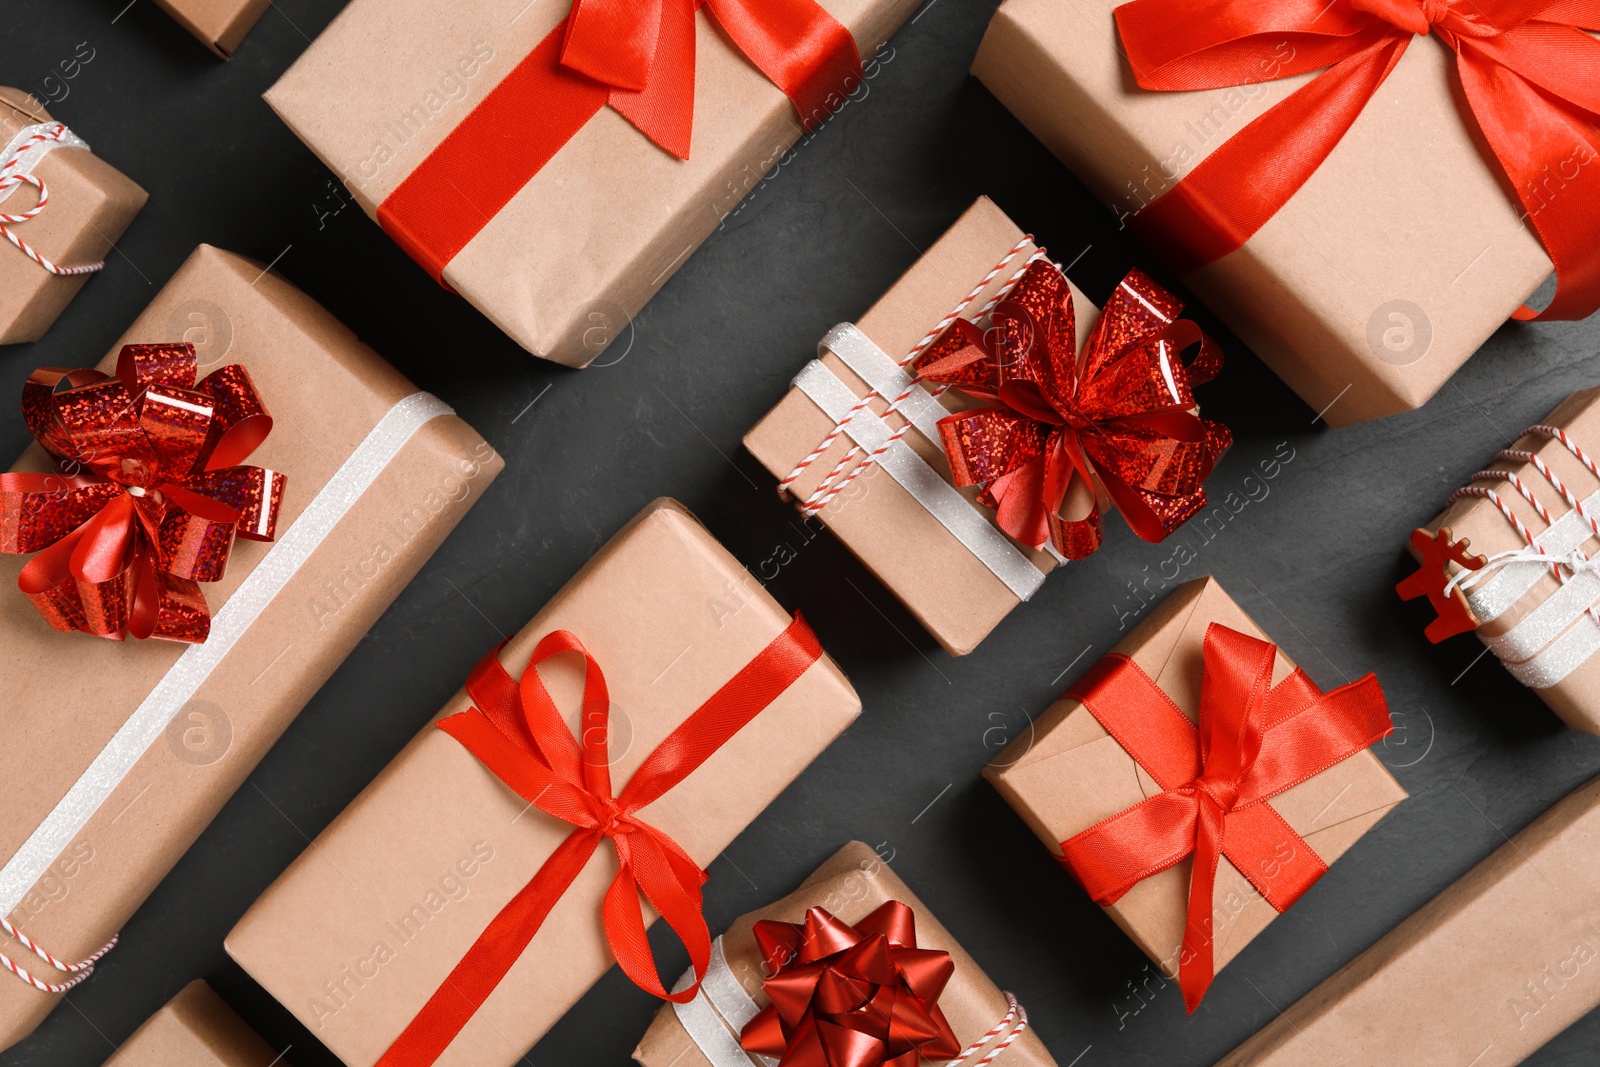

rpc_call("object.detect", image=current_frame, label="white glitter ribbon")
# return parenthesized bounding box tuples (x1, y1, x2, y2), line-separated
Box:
(0, 121, 89, 208)
(0, 392, 454, 924)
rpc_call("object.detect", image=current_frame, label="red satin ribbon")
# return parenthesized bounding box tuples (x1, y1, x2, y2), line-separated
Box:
(0, 344, 284, 643)
(1057, 624, 1393, 1012)
(739, 902, 962, 1067)
(1115, 0, 1600, 321)
(375, 613, 824, 1067)
(913, 261, 1230, 560)
(378, 0, 863, 285)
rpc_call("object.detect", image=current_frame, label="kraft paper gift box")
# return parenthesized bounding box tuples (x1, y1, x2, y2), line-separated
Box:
(971, 0, 1594, 427)
(1404, 387, 1600, 735)
(986, 576, 1407, 1000)
(1218, 773, 1600, 1067)
(0, 244, 501, 1051)
(633, 840, 1058, 1067)
(0, 88, 147, 344)
(225, 498, 862, 1067)
(106, 981, 283, 1067)
(263, 0, 920, 368)
(746, 196, 1228, 656)
(151, 0, 271, 58)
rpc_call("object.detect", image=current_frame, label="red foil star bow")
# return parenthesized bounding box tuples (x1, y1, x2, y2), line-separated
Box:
(1114, 0, 1600, 321)
(912, 260, 1230, 560)
(0, 343, 285, 643)
(1058, 624, 1393, 1012)
(740, 901, 963, 1067)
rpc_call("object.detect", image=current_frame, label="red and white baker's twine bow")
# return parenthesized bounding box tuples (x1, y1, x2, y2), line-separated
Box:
(778, 237, 1048, 516)
(0, 916, 115, 994)
(947, 992, 1029, 1067)
(0, 123, 104, 277)
(1443, 424, 1600, 611)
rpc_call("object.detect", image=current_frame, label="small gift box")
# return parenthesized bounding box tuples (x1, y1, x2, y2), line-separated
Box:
(151, 0, 270, 58)
(0, 88, 146, 344)
(106, 982, 283, 1067)
(0, 244, 500, 1051)
(986, 576, 1406, 1010)
(633, 840, 1056, 1067)
(746, 197, 1228, 655)
(1400, 387, 1600, 734)
(1219, 774, 1600, 1067)
(264, 0, 920, 367)
(226, 499, 861, 1067)
(972, 0, 1600, 426)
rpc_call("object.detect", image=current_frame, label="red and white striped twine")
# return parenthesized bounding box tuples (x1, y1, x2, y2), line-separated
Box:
(0, 123, 105, 277)
(0, 916, 116, 994)
(1445, 424, 1600, 619)
(781, 237, 1047, 517)
(948, 992, 1029, 1066)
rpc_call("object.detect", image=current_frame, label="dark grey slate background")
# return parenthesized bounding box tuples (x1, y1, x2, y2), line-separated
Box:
(3, 1, 1599, 1064)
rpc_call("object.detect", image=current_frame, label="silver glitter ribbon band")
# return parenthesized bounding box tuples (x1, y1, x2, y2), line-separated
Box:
(0, 392, 454, 921)
(0, 121, 89, 207)
(671, 937, 775, 1067)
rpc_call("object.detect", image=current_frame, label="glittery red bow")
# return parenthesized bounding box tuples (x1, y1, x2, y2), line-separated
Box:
(0, 343, 285, 643)
(739, 901, 962, 1067)
(912, 262, 1229, 560)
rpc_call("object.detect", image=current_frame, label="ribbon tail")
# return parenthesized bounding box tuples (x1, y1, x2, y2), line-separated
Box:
(704, 0, 863, 131)
(609, 0, 697, 160)
(603, 833, 712, 1002)
(1180, 800, 1225, 1013)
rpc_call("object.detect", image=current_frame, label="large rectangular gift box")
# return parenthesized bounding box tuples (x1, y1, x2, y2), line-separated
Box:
(264, 0, 920, 367)
(0, 244, 500, 1050)
(1218, 773, 1600, 1067)
(634, 840, 1057, 1067)
(986, 576, 1407, 999)
(152, 0, 271, 59)
(106, 981, 283, 1067)
(0, 88, 147, 344)
(971, 0, 1584, 427)
(1406, 387, 1600, 735)
(226, 498, 861, 1067)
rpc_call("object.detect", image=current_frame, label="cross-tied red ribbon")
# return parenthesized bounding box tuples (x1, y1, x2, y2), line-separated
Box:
(1058, 624, 1393, 1012)
(1115, 0, 1600, 321)
(379, 0, 863, 284)
(739, 901, 962, 1067)
(0, 343, 284, 643)
(911, 261, 1230, 560)
(375, 614, 824, 1067)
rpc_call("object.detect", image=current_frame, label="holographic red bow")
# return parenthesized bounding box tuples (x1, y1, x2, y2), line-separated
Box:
(0, 344, 285, 643)
(740, 901, 962, 1067)
(912, 261, 1229, 560)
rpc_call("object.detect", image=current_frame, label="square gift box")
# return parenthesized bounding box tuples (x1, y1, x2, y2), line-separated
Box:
(151, 0, 272, 59)
(264, 0, 921, 367)
(0, 244, 500, 1050)
(634, 840, 1058, 1067)
(1404, 386, 1600, 734)
(972, 0, 1594, 427)
(0, 88, 147, 344)
(226, 498, 862, 1067)
(106, 981, 283, 1067)
(986, 576, 1406, 1006)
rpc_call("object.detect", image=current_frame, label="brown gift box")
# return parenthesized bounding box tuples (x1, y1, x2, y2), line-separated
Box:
(0, 89, 146, 344)
(633, 841, 1058, 1067)
(151, 0, 271, 58)
(745, 197, 1096, 656)
(986, 576, 1407, 980)
(1416, 387, 1600, 734)
(106, 981, 283, 1067)
(225, 498, 861, 1067)
(0, 244, 501, 1051)
(972, 0, 1556, 427)
(1217, 774, 1600, 1067)
(263, 0, 919, 367)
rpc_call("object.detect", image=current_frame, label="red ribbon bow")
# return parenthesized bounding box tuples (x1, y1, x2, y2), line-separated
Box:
(1058, 624, 1393, 1012)
(379, 0, 864, 284)
(911, 261, 1230, 560)
(1115, 0, 1600, 321)
(376, 614, 824, 1067)
(0, 344, 284, 643)
(740, 901, 962, 1067)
